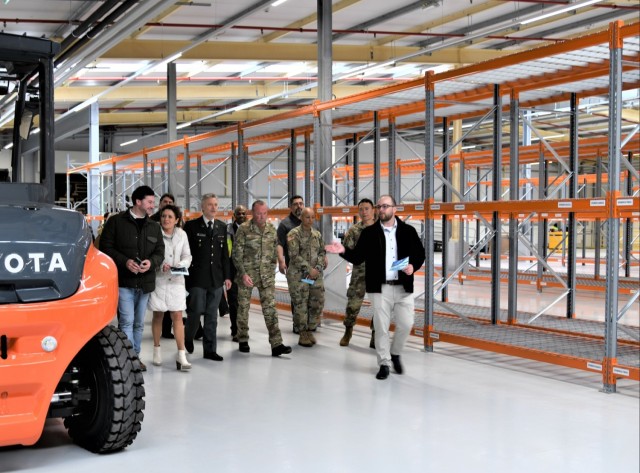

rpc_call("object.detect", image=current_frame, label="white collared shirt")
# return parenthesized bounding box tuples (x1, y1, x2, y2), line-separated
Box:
(129, 209, 145, 220)
(382, 219, 398, 281)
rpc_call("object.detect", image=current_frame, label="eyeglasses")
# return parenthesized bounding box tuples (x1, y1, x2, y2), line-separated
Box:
(375, 204, 394, 210)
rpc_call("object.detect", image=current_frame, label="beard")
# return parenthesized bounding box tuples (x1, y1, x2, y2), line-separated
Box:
(294, 208, 303, 218)
(379, 212, 394, 223)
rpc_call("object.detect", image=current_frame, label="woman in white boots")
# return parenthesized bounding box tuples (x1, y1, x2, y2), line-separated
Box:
(148, 204, 193, 370)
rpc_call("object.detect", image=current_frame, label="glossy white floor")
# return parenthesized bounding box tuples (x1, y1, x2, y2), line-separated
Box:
(1, 303, 638, 473)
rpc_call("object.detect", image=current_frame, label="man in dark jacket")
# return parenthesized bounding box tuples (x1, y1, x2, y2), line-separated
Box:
(326, 195, 425, 380)
(183, 193, 231, 361)
(100, 185, 165, 370)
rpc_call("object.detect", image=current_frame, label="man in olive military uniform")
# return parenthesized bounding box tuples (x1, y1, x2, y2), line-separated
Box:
(232, 200, 292, 357)
(286, 207, 326, 347)
(340, 198, 376, 347)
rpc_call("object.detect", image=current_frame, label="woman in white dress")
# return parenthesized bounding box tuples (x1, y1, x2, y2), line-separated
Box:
(148, 205, 193, 370)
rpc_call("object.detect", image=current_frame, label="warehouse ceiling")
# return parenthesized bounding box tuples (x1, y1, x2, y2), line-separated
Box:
(0, 0, 638, 147)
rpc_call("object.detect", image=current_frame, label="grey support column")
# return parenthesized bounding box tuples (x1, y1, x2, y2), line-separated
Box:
(231, 142, 237, 209)
(603, 22, 623, 393)
(623, 159, 633, 278)
(536, 147, 546, 290)
(388, 117, 398, 202)
(491, 84, 503, 325)
(142, 152, 148, 185)
(288, 129, 297, 199)
(373, 111, 381, 201)
(167, 62, 178, 201)
(424, 72, 436, 352)
(352, 133, 359, 204)
(566, 93, 579, 319)
(441, 117, 449, 302)
(304, 132, 311, 204)
(507, 90, 519, 324)
(87, 102, 101, 232)
(196, 154, 202, 203)
(594, 153, 603, 278)
(317, 0, 333, 238)
(183, 141, 191, 211)
(111, 160, 117, 212)
(237, 126, 249, 207)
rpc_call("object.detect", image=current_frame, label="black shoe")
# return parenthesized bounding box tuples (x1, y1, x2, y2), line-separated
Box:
(161, 332, 174, 339)
(203, 352, 223, 361)
(232, 335, 239, 342)
(138, 360, 147, 372)
(239, 341, 250, 353)
(375, 365, 390, 380)
(185, 339, 194, 354)
(391, 354, 403, 374)
(271, 344, 292, 357)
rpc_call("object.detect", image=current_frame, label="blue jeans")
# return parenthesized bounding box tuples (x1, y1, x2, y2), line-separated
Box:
(118, 287, 150, 354)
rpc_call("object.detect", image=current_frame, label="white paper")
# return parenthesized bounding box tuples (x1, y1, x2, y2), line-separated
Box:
(389, 257, 409, 272)
(170, 267, 189, 276)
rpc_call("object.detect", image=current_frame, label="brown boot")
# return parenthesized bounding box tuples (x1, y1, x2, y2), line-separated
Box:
(340, 326, 353, 347)
(307, 331, 317, 345)
(369, 330, 376, 349)
(298, 331, 313, 347)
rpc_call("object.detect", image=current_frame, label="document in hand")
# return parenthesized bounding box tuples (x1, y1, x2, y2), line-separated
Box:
(170, 266, 189, 275)
(389, 257, 409, 272)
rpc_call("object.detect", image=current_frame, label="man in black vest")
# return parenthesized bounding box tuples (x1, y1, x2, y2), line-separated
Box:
(326, 195, 425, 380)
(183, 193, 231, 361)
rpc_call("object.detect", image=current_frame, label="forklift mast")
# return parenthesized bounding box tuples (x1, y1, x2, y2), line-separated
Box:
(0, 32, 60, 203)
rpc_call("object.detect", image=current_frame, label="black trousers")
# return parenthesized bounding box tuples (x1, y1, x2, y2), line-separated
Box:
(186, 286, 223, 355)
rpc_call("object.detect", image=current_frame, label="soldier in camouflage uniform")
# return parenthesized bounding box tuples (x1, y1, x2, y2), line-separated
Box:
(232, 200, 292, 357)
(340, 198, 377, 347)
(286, 207, 326, 347)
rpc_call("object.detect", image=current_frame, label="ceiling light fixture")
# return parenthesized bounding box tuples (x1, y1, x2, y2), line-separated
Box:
(520, 0, 605, 25)
(121, 139, 139, 147)
(271, 0, 288, 6)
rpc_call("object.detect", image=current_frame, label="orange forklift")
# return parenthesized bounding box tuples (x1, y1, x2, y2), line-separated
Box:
(0, 32, 144, 453)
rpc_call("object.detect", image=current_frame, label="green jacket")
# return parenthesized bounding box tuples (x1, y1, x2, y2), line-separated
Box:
(287, 226, 326, 279)
(232, 220, 278, 286)
(343, 221, 367, 281)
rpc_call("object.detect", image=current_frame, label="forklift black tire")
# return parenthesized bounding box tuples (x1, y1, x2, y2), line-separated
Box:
(64, 325, 145, 453)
